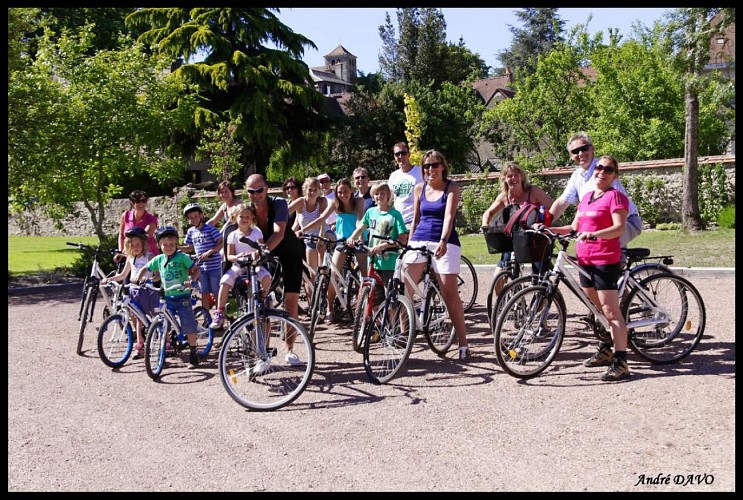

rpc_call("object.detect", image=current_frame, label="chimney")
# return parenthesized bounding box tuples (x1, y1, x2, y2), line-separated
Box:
(505, 66, 513, 83)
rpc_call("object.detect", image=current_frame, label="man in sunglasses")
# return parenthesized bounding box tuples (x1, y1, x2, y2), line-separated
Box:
(353, 166, 374, 212)
(387, 142, 423, 230)
(549, 132, 643, 248)
(244, 174, 306, 365)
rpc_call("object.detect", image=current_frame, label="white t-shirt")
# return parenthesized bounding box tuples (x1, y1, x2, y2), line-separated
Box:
(227, 226, 265, 259)
(388, 165, 423, 225)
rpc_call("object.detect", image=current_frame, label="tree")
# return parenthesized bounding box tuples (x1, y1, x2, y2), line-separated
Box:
(665, 8, 735, 230)
(498, 8, 565, 79)
(125, 7, 330, 178)
(8, 25, 194, 241)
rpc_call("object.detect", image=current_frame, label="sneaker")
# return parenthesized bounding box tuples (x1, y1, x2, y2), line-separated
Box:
(601, 358, 630, 381)
(459, 346, 473, 360)
(323, 312, 334, 324)
(285, 351, 304, 366)
(188, 349, 200, 369)
(251, 358, 270, 377)
(210, 310, 225, 329)
(133, 342, 145, 359)
(583, 345, 613, 367)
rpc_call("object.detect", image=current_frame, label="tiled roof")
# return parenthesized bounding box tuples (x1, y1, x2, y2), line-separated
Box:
(324, 45, 356, 58)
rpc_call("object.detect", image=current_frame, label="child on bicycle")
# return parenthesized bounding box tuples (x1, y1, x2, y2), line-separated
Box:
(133, 226, 202, 369)
(180, 202, 223, 311)
(210, 203, 271, 329)
(348, 183, 408, 308)
(102, 227, 158, 358)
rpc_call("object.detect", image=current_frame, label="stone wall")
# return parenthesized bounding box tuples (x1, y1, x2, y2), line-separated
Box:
(8, 156, 735, 237)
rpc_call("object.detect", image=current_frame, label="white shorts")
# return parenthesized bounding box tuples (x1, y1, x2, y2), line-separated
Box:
(220, 264, 270, 288)
(401, 241, 461, 275)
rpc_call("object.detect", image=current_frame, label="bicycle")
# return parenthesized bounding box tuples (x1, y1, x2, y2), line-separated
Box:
(218, 239, 315, 411)
(352, 241, 416, 384)
(493, 228, 706, 379)
(143, 282, 215, 380)
(66, 242, 122, 355)
(389, 237, 457, 357)
(458, 254, 478, 312)
(96, 281, 153, 368)
(490, 242, 676, 342)
(305, 234, 361, 341)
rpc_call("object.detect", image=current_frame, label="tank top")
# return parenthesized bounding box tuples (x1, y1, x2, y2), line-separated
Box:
(335, 211, 358, 240)
(130, 252, 153, 280)
(412, 181, 460, 246)
(298, 198, 323, 236)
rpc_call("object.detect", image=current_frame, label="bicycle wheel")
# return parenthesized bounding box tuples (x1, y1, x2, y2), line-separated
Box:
(308, 272, 328, 340)
(97, 313, 133, 368)
(623, 273, 705, 364)
(144, 317, 168, 380)
(219, 312, 315, 411)
(192, 306, 214, 358)
(77, 284, 97, 355)
(458, 255, 478, 312)
(485, 271, 507, 327)
(352, 285, 373, 353)
(423, 284, 456, 356)
(494, 285, 566, 379)
(491, 275, 547, 335)
(363, 294, 416, 384)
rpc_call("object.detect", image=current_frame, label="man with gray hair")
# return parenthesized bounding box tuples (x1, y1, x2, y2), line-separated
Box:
(549, 132, 643, 248)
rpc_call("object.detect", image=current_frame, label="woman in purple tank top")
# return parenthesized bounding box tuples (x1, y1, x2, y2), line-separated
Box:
(402, 149, 471, 360)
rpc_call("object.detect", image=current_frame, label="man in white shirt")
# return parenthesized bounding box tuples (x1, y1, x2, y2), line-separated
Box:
(549, 132, 643, 248)
(387, 142, 423, 229)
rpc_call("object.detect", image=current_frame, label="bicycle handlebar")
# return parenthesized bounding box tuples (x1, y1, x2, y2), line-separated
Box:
(66, 242, 122, 255)
(381, 237, 434, 256)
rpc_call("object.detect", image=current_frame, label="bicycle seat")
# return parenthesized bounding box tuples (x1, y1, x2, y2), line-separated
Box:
(622, 248, 651, 259)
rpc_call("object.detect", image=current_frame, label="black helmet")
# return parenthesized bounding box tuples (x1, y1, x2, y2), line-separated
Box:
(155, 226, 179, 242)
(124, 227, 147, 239)
(183, 202, 203, 216)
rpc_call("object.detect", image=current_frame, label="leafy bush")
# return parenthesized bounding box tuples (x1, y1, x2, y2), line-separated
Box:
(625, 175, 668, 227)
(67, 234, 120, 279)
(717, 204, 735, 229)
(699, 163, 729, 226)
(655, 222, 682, 231)
(460, 178, 501, 233)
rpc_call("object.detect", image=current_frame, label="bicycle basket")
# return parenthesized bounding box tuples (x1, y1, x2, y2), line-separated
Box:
(484, 230, 512, 254)
(512, 231, 551, 264)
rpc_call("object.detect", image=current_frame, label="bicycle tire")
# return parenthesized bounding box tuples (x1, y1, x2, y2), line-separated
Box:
(352, 285, 373, 353)
(494, 285, 566, 379)
(97, 313, 133, 368)
(77, 284, 97, 355)
(192, 306, 214, 358)
(623, 273, 705, 364)
(485, 271, 508, 326)
(458, 255, 478, 312)
(144, 317, 168, 380)
(308, 272, 328, 341)
(491, 274, 549, 335)
(423, 284, 456, 356)
(363, 294, 416, 384)
(218, 312, 315, 411)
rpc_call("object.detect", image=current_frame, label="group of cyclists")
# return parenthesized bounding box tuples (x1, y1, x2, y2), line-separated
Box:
(108, 131, 643, 382)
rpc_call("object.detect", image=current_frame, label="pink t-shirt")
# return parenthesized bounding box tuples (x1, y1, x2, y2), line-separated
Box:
(575, 189, 628, 266)
(123, 210, 160, 255)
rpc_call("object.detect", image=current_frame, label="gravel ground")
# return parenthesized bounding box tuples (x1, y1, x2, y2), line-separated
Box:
(7, 270, 735, 492)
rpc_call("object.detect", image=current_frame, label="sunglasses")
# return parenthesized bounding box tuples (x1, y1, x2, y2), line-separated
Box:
(394, 151, 409, 157)
(284, 185, 298, 191)
(246, 187, 266, 195)
(422, 162, 442, 170)
(570, 144, 591, 155)
(354, 175, 368, 180)
(132, 199, 147, 203)
(594, 164, 616, 174)
(319, 179, 330, 184)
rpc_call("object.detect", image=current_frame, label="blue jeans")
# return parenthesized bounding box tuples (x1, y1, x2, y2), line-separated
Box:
(165, 294, 198, 336)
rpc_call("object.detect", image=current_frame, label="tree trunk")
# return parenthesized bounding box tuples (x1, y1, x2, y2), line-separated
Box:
(682, 84, 704, 231)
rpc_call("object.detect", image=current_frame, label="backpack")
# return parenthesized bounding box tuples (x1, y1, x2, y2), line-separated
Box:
(484, 203, 519, 254)
(504, 203, 550, 263)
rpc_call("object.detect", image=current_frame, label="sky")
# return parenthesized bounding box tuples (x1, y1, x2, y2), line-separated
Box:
(274, 7, 673, 74)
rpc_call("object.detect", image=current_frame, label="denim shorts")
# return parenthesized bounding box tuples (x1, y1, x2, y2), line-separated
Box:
(198, 268, 222, 295)
(165, 294, 198, 335)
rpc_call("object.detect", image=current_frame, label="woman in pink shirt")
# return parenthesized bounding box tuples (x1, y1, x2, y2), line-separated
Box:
(116, 190, 159, 261)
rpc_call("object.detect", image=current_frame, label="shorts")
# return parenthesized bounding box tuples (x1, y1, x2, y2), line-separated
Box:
(304, 231, 321, 250)
(130, 286, 159, 317)
(198, 268, 222, 295)
(165, 294, 198, 336)
(578, 263, 622, 291)
(401, 241, 461, 275)
(220, 264, 270, 288)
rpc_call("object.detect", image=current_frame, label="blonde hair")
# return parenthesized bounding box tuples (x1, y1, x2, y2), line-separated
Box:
(228, 202, 256, 229)
(123, 233, 147, 257)
(499, 161, 530, 198)
(370, 182, 391, 198)
(421, 149, 450, 180)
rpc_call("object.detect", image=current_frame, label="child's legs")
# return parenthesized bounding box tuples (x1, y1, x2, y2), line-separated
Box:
(217, 269, 239, 309)
(327, 249, 345, 312)
(198, 269, 221, 309)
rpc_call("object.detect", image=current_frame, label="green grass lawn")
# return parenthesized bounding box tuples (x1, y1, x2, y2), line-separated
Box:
(8, 228, 735, 277)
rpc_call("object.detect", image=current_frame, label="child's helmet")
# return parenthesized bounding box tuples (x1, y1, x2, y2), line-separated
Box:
(155, 226, 179, 242)
(124, 227, 147, 240)
(183, 202, 203, 216)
